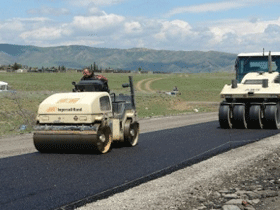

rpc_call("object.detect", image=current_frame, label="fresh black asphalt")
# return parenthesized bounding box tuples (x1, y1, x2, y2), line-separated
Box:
(1, 121, 280, 210)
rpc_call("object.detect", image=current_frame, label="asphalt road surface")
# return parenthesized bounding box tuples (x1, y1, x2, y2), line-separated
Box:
(1, 114, 280, 210)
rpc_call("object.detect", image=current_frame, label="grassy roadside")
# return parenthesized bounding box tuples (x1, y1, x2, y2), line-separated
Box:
(0, 72, 234, 136)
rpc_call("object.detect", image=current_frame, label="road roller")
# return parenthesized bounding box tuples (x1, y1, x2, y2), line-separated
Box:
(33, 76, 139, 154)
(219, 51, 280, 129)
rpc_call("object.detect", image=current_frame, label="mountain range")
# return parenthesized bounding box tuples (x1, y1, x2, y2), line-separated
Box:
(0, 44, 237, 73)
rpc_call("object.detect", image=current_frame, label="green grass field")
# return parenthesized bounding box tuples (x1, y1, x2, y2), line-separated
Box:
(0, 72, 234, 136)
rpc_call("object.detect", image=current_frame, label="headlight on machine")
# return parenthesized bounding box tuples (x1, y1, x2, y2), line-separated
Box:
(41, 116, 49, 122)
(79, 116, 87, 121)
(269, 94, 280, 98)
(221, 94, 232, 98)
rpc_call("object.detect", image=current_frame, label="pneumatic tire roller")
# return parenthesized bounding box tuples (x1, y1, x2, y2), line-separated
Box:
(219, 71, 280, 129)
(219, 51, 280, 129)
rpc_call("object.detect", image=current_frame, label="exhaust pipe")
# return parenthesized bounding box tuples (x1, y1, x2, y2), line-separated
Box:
(268, 51, 272, 73)
(231, 79, 237, 88)
(262, 79, 268, 88)
(122, 76, 136, 109)
(129, 76, 136, 109)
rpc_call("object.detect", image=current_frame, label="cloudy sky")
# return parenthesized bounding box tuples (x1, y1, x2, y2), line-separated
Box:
(1, 0, 280, 53)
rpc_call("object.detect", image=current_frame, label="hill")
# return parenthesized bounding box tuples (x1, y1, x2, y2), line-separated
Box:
(0, 44, 237, 73)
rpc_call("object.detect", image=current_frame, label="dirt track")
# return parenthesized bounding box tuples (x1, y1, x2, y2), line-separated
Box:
(135, 78, 151, 93)
(136, 78, 162, 93)
(144, 78, 163, 92)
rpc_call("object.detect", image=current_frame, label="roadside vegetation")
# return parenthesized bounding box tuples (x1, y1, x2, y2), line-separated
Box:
(0, 72, 234, 136)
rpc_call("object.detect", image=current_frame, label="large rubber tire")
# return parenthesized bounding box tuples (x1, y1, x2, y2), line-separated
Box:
(219, 104, 232, 129)
(232, 105, 247, 129)
(124, 119, 139, 146)
(248, 105, 263, 129)
(263, 105, 280, 129)
(97, 126, 112, 153)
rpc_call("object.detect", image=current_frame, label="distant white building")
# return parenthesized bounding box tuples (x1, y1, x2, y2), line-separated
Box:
(0, 81, 8, 92)
(16, 69, 28, 73)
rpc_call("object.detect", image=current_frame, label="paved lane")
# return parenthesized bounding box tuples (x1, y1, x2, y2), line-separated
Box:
(1, 121, 279, 210)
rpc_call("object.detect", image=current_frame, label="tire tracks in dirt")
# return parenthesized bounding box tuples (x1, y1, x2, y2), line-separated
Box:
(135, 78, 151, 93)
(136, 78, 163, 93)
(145, 78, 163, 93)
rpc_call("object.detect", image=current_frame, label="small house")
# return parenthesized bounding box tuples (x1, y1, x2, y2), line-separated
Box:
(0, 81, 8, 92)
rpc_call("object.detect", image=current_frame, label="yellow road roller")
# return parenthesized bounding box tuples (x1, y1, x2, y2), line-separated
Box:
(33, 76, 139, 154)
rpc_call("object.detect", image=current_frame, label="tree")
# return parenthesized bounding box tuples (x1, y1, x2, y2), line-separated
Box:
(12, 62, 21, 70)
(94, 62, 98, 72)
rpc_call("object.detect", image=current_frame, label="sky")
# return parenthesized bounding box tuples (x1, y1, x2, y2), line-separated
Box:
(1, 0, 280, 53)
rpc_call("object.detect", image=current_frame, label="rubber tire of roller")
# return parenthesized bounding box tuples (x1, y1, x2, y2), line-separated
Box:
(219, 104, 232, 129)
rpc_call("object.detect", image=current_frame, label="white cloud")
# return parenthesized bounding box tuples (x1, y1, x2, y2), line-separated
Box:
(10, 17, 51, 22)
(88, 7, 107, 16)
(20, 27, 71, 40)
(1, 1, 280, 54)
(202, 17, 280, 52)
(27, 7, 70, 16)
(69, 0, 126, 7)
(0, 20, 24, 31)
(265, 24, 280, 35)
(169, 1, 244, 16)
(208, 17, 280, 44)
(125, 22, 142, 34)
(154, 20, 192, 41)
(72, 14, 125, 31)
(168, 0, 279, 16)
(59, 39, 105, 47)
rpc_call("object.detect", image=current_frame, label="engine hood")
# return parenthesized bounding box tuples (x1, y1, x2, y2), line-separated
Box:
(38, 92, 112, 115)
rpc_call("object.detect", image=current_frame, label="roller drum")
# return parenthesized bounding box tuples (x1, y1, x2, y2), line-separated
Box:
(124, 120, 139, 146)
(33, 133, 99, 153)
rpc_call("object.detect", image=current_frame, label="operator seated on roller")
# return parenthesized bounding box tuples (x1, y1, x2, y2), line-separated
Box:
(81, 68, 109, 90)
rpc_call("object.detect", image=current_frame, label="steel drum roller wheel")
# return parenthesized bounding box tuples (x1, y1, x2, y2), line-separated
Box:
(97, 126, 112, 153)
(248, 105, 263, 129)
(124, 119, 139, 146)
(232, 105, 247, 129)
(264, 105, 280, 129)
(219, 104, 232, 129)
(33, 134, 50, 153)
